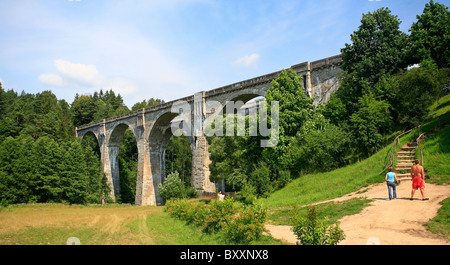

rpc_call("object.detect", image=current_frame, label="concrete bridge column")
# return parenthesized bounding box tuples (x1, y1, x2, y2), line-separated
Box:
(191, 91, 216, 194)
(191, 135, 215, 193)
(108, 143, 121, 198)
(148, 127, 174, 206)
(135, 137, 156, 206)
(94, 120, 116, 201)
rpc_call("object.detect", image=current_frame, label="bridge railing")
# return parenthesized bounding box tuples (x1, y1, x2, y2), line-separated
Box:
(76, 55, 343, 131)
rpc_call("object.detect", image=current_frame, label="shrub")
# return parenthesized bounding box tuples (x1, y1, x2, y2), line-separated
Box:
(222, 200, 268, 244)
(159, 171, 198, 201)
(234, 183, 257, 205)
(290, 205, 345, 245)
(202, 198, 237, 233)
(164, 198, 191, 220)
(165, 197, 268, 244)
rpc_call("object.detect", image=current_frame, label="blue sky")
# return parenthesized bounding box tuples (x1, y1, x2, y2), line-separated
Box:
(0, 0, 445, 108)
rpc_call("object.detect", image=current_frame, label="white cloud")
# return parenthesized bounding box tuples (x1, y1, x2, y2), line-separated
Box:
(54, 60, 100, 86)
(38, 73, 65, 87)
(39, 59, 137, 95)
(232, 53, 261, 67)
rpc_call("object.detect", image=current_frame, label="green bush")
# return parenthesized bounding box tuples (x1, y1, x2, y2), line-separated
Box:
(164, 198, 191, 220)
(222, 200, 268, 244)
(158, 171, 198, 201)
(234, 183, 257, 205)
(164, 197, 268, 244)
(290, 205, 345, 245)
(202, 198, 237, 233)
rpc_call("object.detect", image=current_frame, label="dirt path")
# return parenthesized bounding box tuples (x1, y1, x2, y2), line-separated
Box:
(265, 182, 450, 245)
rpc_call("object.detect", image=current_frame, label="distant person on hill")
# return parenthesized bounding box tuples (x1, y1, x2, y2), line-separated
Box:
(410, 159, 428, 200)
(385, 167, 397, 200)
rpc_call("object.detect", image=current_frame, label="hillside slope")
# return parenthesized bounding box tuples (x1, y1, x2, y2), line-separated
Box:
(264, 94, 450, 208)
(264, 95, 450, 244)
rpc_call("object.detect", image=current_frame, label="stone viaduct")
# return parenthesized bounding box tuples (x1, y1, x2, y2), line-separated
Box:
(75, 55, 342, 206)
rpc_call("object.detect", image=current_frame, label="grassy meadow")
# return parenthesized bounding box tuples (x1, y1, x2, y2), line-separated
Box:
(0, 203, 283, 245)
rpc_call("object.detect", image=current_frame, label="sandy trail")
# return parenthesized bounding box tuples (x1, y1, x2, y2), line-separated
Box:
(265, 181, 450, 245)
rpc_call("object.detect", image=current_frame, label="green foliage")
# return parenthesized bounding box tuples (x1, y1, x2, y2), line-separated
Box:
(118, 130, 138, 204)
(165, 135, 192, 187)
(158, 171, 197, 201)
(338, 7, 407, 121)
(0, 136, 108, 205)
(262, 69, 317, 174)
(222, 200, 268, 244)
(71, 95, 97, 127)
(389, 66, 449, 128)
(234, 183, 257, 205)
(72, 89, 130, 127)
(290, 123, 350, 173)
(341, 7, 407, 87)
(265, 69, 314, 137)
(203, 198, 237, 233)
(349, 94, 392, 154)
(164, 197, 268, 244)
(407, 0, 450, 68)
(131, 98, 165, 111)
(424, 197, 450, 237)
(420, 118, 450, 185)
(290, 205, 345, 245)
(249, 162, 273, 197)
(322, 94, 347, 127)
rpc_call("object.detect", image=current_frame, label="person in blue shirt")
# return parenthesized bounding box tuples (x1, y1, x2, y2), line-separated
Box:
(385, 167, 398, 200)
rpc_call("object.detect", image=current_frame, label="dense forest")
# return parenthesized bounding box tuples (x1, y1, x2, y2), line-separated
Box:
(0, 0, 449, 205)
(0, 87, 171, 205)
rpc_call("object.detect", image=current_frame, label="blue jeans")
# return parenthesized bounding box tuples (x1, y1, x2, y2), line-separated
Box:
(387, 181, 397, 200)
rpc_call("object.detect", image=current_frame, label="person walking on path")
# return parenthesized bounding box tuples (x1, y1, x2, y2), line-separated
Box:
(410, 159, 428, 200)
(385, 167, 397, 200)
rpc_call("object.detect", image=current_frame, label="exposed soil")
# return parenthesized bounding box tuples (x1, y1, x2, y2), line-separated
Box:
(265, 181, 450, 245)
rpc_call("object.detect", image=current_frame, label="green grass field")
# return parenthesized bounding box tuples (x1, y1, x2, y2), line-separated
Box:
(0, 203, 284, 245)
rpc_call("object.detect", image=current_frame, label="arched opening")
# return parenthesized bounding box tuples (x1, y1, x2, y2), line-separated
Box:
(108, 123, 138, 203)
(80, 131, 110, 204)
(80, 131, 101, 161)
(118, 129, 138, 204)
(207, 93, 267, 193)
(148, 112, 180, 205)
(221, 94, 264, 115)
(164, 132, 193, 188)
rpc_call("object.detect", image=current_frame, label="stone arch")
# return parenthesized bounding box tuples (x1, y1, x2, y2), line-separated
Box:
(79, 130, 101, 160)
(211, 86, 269, 117)
(77, 129, 102, 146)
(106, 122, 139, 201)
(219, 86, 268, 104)
(162, 125, 194, 187)
(148, 111, 183, 205)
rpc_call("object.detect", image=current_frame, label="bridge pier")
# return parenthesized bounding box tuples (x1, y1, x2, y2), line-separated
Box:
(191, 135, 215, 194)
(135, 138, 155, 206)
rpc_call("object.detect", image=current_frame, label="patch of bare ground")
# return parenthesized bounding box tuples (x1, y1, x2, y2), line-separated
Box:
(265, 182, 450, 245)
